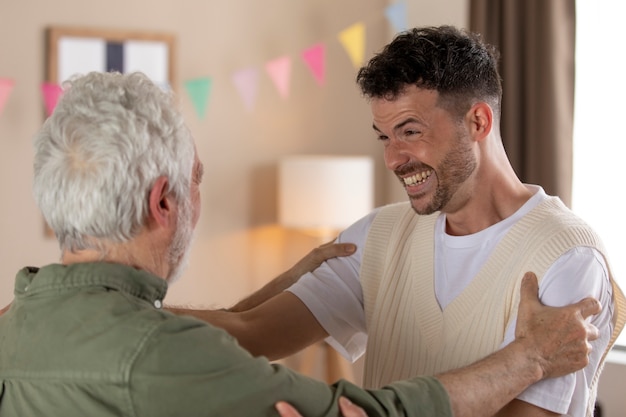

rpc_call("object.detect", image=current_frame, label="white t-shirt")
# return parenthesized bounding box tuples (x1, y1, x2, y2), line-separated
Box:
(288, 185, 614, 416)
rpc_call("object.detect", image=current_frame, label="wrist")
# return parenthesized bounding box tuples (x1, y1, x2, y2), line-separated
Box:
(507, 339, 545, 382)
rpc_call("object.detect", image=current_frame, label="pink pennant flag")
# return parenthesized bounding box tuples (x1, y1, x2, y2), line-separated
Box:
(232, 68, 260, 112)
(265, 56, 292, 99)
(301, 43, 326, 86)
(41, 82, 64, 117)
(0, 78, 15, 116)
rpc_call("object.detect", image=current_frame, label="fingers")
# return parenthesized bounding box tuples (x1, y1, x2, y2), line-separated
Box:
(575, 297, 602, 320)
(314, 242, 357, 259)
(290, 242, 357, 280)
(518, 271, 601, 320)
(517, 273, 540, 332)
(519, 272, 539, 307)
(302, 243, 356, 270)
(514, 271, 603, 379)
(275, 402, 303, 417)
(274, 398, 367, 417)
(585, 322, 600, 343)
(339, 397, 368, 417)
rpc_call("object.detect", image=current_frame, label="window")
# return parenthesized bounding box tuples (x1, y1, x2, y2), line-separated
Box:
(572, 0, 626, 346)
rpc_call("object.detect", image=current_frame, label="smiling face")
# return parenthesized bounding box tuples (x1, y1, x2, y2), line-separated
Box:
(372, 85, 477, 215)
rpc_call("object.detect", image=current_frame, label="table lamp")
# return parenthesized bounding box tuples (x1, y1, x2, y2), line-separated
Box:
(278, 155, 374, 240)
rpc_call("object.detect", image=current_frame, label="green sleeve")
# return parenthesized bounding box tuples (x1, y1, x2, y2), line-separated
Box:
(130, 315, 452, 417)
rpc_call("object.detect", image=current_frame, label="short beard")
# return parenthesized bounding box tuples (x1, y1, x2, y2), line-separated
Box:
(165, 197, 195, 285)
(409, 131, 476, 215)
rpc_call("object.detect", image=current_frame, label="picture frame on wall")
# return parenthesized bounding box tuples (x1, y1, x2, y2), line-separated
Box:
(43, 26, 177, 237)
(46, 26, 176, 90)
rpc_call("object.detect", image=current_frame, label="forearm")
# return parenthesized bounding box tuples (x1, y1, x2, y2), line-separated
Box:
(229, 268, 299, 312)
(164, 269, 298, 325)
(166, 306, 230, 326)
(168, 292, 327, 360)
(168, 241, 355, 321)
(436, 340, 543, 417)
(232, 241, 356, 313)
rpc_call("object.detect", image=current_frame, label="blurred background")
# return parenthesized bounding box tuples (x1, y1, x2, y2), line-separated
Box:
(0, 0, 466, 311)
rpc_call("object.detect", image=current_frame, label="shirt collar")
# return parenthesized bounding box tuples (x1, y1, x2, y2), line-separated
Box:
(14, 262, 168, 308)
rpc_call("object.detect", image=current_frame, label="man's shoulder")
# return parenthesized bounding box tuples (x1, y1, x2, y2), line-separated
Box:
(130, 311, 262, 386)
(531, 196, 594, 231)
(136, 311, 252, 362)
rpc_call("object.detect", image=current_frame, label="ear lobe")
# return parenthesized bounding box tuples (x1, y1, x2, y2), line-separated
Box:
(149, 176, 173, 228)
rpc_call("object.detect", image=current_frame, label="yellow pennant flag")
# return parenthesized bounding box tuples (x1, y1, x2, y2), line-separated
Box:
(338, 22, 366, 69)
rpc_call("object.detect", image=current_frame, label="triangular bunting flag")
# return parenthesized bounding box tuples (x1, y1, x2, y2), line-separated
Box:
(184, 77, 212, 119)
(265, 56, 292, 99)
(385, 2, 408, 33)
(338, 22, 366, 69)
(0, 78, 15, 116)
(41, 82, 63, 117)
(232, 67, 260, 111)
(301, 43, 326, 86)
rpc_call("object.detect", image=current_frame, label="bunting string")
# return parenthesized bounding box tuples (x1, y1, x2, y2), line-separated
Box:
(0, 1, 407, 119)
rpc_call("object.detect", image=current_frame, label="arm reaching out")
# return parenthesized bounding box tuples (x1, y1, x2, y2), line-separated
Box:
(168, 240, 355, 315)
(166, 241, 356, 359)
(230, 240, 356, 312)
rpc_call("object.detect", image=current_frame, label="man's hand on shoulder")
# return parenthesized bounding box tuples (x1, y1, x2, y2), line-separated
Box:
(228, 240, 356, 313)
(515, 271, 601, 379)
(283, 240, 357, 285)
(275, 397, 367, 417)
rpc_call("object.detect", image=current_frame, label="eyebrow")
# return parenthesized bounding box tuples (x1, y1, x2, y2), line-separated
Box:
(372, 117, 424, 134)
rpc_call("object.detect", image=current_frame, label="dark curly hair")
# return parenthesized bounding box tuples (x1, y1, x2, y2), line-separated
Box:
(356, 25, 502, 120)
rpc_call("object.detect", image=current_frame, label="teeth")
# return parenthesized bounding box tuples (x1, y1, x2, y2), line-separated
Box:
(403, 170, 432, 186)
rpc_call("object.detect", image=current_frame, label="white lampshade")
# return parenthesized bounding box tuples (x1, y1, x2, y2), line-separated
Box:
(278, 155, 374, 235)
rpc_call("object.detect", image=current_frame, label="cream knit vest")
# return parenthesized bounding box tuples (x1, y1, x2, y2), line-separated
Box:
(361, 197, 626, 416)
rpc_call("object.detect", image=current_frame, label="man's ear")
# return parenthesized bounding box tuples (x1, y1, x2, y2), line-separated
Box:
(148, 176, 173, 228)
(466, 102, 493, 142)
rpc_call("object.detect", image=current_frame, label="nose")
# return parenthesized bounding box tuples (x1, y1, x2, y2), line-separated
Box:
(384, 138, 412, 172)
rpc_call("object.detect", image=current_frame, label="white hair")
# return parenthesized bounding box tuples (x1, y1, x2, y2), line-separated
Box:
(33, 71, 195, 253)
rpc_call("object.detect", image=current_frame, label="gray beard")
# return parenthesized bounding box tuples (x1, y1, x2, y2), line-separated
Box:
(165, 200, 195, 285)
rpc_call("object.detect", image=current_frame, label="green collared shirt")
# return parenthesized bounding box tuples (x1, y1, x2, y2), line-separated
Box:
(0, 262, 451, 417)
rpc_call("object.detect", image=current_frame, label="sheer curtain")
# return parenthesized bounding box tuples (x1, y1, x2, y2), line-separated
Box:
(470, 0, 576, 206)
(571, 0, 626, 347)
